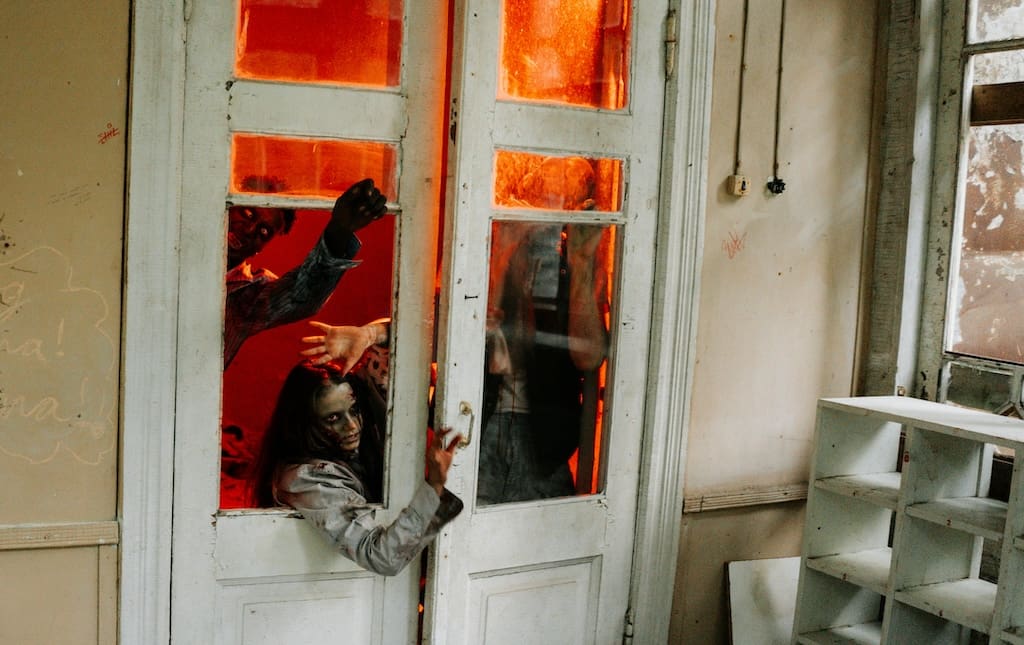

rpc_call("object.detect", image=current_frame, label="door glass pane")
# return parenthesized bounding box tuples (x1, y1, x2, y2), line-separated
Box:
(969, 0, 1024, 44)
(220, 137, 396, 510)
(231, 133, 398, 200)
(236, 0, 403, 88)
(498, 0, 631, 110)
(480, 155, 618, 505)
(495, 150, 623, 211)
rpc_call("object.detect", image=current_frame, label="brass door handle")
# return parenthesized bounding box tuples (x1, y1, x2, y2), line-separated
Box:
(456, 400, 474, 448)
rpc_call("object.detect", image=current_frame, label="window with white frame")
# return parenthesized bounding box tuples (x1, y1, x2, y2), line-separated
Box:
(934, 0, 1024, 417)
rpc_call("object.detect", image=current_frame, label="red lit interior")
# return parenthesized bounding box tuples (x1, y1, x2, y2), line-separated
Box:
(220, 211, 395, 509)
(231, 133, 398, 201)
(499, 0, 630, 110)
(236, 0, 403, 87)
(494, 149, 623, 212)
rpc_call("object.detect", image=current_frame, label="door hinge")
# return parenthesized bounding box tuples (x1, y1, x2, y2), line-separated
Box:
(664, 8, 678, 80)
(622, 606, 635, 645)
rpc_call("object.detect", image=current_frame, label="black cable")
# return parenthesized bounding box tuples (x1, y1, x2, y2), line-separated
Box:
(767, 0, 787, 194)
(734, 0, 750, 176)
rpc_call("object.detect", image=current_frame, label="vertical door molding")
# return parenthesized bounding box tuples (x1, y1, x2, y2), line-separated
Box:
(628, 1, 715, 643)
(120, 1, 186, 644)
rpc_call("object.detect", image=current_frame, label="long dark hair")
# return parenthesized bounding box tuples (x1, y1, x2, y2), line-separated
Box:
(249, 360, 384, 507)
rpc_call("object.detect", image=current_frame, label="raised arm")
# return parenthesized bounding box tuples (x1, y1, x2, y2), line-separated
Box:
(300, 318, 391, 372)
(565, 224, 610, 371)
(323, 178, 387, 258)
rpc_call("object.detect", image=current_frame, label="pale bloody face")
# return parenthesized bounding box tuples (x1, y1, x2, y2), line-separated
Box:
(226, 206, 288, 270)
(314, 381, 363, 453)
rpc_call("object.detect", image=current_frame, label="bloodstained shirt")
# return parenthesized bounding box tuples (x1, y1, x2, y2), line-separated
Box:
(223, 235, 360, 367)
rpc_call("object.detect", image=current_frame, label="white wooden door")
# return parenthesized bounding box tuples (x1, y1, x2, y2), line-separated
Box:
(427, 1, 668, 643)
(172, 2, 449, 643)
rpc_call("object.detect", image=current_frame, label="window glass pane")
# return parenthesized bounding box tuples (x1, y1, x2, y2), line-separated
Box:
(945, 360, 1015, 412)
(972, 50, 1024, 85)
(480, 156, 617, 504)
(494, 150, 623, 211)
(220, 145, 396, 509)
(236, 0, 403, 87)
(969, 0, 1024, 44)
(231, 133, 398, 201)
(498, 0, 630, 110)
(948, 123, 1024, 363)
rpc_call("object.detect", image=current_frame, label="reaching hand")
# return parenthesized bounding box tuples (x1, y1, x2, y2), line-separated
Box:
(323, 178, 388, 256)
(425, 426, 461, 496)
(300, 321, 376, 372)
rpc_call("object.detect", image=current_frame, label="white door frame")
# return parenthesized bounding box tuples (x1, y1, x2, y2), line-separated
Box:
(626, 2, 714, 642)
(120, 1, 185, 644)
(118, 2, 713, 643)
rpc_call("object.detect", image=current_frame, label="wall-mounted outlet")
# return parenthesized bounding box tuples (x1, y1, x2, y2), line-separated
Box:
(727, 174, 749, 196)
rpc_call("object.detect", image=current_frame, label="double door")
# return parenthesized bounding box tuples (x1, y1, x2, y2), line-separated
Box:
(173, 2, 668, 643)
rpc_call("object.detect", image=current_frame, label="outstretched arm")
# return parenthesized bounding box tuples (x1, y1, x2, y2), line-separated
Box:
(277, 428, 462, 577)
(300, 318, 391, 371)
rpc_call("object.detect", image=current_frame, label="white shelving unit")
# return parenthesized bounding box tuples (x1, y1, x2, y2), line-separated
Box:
(792, 396, 1024, 644)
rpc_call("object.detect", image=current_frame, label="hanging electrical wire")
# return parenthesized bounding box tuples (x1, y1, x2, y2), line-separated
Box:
(734, 0, 750, 177)
(767, 0, 787, 195)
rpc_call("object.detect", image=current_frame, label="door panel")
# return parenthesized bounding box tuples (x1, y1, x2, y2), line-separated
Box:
(219, 577, 377, 644)
(429, 0, 666, 642)
(467, 559, 600, 645)
(174, 1, 448, 643)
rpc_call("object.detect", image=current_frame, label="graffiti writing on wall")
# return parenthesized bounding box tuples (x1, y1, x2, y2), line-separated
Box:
(0, 246, 117, 465)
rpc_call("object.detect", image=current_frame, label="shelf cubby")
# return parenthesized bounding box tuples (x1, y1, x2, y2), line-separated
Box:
(793, 396, 1024, 644)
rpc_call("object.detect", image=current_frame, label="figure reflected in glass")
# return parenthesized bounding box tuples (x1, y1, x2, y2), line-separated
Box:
(480, 156, 611, 504)
(224, 176, 387, 368)
(249, 360, 463, 576)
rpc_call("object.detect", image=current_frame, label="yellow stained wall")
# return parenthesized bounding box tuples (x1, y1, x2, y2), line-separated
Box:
(0, 2, 128, 644)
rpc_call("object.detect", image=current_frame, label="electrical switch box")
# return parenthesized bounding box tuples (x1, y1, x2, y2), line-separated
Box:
(727, 174, 749, 196)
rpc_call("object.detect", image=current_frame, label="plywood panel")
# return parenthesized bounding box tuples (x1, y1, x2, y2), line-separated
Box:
(727, 556, 800, 645)
(0, 1, 127, 523)
(0, 547, 115, 645)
